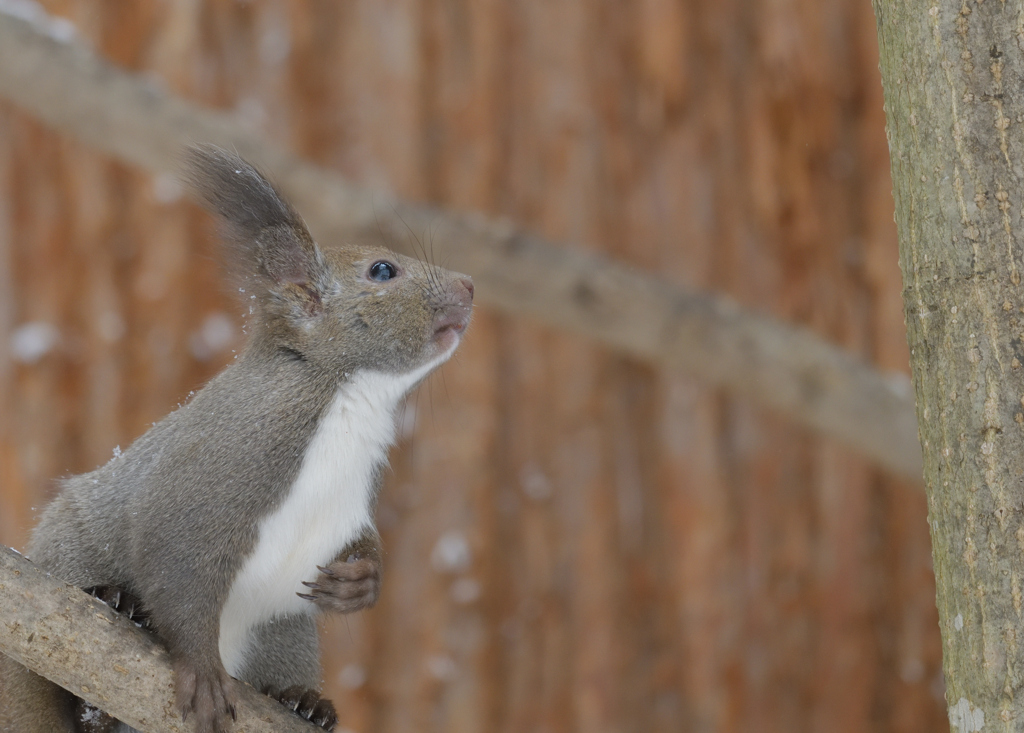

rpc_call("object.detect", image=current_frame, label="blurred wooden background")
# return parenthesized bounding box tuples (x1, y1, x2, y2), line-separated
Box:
(0, 1, 942, 731)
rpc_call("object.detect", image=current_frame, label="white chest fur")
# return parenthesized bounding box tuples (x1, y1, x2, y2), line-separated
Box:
(218, 362, 440, 676)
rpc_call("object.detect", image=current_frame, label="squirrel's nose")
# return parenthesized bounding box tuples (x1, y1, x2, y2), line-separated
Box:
(434, 277, 474, 338)
(458, 277, 474, 302)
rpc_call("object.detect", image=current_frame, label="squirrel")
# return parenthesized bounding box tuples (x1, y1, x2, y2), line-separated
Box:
(0, 146, 474, 733)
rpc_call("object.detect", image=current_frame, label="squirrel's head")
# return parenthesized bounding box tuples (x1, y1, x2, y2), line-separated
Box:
(184, 145, 473, 377)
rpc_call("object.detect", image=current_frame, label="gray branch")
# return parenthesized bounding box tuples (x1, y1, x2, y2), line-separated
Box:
(0, 547, 317, 732)
(0, 6, 922, 479)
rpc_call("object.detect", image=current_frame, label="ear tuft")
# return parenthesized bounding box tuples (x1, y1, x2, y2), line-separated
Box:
(183, 145, 327, 300)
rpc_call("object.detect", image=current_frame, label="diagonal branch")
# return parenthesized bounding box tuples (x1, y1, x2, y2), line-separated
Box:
(0, 5, 922, 479)
(0, 547, 318, 732)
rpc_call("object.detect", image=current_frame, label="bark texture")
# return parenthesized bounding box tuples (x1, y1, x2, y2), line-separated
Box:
(874, 0, 1024, 728)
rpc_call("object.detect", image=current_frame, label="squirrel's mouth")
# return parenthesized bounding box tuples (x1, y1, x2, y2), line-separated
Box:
(433, 321, 466, 336)
(430, 305, 472, 349)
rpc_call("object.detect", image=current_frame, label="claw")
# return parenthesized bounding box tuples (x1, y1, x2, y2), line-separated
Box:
(297, 592, 317, 601)
(266, 685, 338, 731)
(83, 585, 153, 630)
(317, 564, 337, 578)
(301, 581, 321, 590)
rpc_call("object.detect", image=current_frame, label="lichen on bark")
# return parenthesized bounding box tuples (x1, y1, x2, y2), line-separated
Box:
(873, 0, 1024, 728)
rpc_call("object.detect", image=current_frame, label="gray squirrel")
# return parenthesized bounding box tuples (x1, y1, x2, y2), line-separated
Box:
(0, 146, 474, 733)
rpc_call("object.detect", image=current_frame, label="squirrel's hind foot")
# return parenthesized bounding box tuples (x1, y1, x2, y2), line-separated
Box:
(263, 685, 338, 731)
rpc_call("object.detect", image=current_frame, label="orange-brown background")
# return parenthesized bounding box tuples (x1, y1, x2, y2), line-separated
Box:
(0, 1, 940, 731)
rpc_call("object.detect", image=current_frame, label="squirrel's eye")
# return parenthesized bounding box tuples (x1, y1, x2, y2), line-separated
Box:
(369, 261, 397, 282)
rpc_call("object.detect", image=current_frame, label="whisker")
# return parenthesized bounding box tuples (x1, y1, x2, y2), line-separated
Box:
(439, 363, 451, 404)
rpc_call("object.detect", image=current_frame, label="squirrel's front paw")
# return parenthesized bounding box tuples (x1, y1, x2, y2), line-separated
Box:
(84, 585, 153, 630)
(172, 659, 237, 733)
(297, 553, 381, 613)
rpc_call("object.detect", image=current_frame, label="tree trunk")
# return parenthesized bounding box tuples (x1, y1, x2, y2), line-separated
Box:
(874, 1, 1024, 729)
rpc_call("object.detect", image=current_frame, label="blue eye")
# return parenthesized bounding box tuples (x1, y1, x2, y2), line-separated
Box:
(369, 261, 397, 281)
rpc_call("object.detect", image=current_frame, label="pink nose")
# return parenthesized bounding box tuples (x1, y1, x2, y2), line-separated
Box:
(433, 277, 474, 337)
(459, 277, 474, 304)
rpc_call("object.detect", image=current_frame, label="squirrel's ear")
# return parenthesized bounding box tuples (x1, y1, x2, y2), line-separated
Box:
(183, 145, 329, 305)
